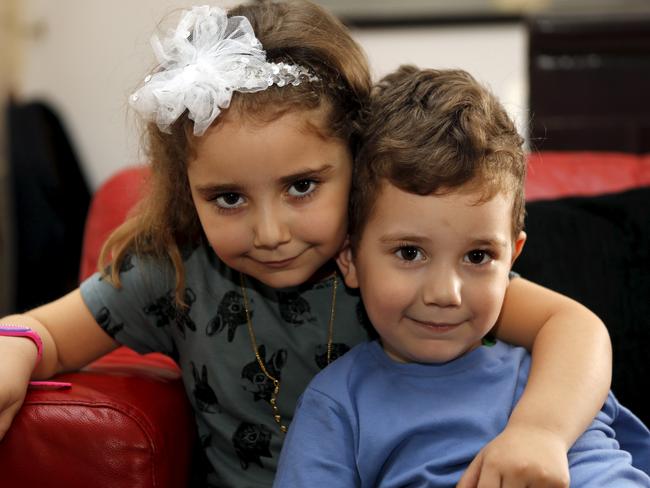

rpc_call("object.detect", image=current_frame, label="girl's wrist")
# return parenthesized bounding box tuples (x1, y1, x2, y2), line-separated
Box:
(0, 335, 39, 381)
(506, 408, 572, 451)
(0, 325, 72, 389)
(0, 325, 43, 365)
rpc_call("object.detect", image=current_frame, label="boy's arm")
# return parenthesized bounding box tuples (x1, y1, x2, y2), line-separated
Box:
(566, 394, 650, 485)
(274, 389, 360, 487)
(461, 277, 611, 487)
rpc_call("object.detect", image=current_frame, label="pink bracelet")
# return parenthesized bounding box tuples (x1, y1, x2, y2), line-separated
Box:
(0, 325, 43, 362)
(0, 324, 71, 390)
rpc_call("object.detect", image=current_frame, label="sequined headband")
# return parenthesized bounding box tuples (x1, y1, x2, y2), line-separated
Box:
(129, 5, 319, 136)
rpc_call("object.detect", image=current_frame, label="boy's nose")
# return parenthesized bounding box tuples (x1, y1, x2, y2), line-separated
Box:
(422, 267, 462, 308)
(253, 206, 291, 249)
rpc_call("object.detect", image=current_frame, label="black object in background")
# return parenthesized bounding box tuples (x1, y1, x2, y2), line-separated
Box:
(513, 187, 650, 426)
(8, 100, 91, 313)
(528, 15, 650, 153)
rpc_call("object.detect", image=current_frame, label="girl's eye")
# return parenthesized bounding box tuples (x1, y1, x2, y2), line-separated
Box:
(396, 246, 423, 262)
(464, 249, 491, 265)
(215, 192, 245, 209)
(288, 179, 317, 197)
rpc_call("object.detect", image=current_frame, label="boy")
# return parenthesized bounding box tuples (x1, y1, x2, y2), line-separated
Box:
(273, 66, 650, 487)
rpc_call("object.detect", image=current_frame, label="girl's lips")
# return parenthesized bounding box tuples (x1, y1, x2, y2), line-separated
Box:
(252, 248, 308, 269)
(257, 256, 297, 268)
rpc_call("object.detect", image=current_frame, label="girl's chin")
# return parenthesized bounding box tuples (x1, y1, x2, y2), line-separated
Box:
(244, 260, 338, 289)
(304, 259, 339, 284)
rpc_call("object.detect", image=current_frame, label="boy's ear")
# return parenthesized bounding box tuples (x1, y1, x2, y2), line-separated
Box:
(336, 239, 360, 289)
(511, 231, 527, 265)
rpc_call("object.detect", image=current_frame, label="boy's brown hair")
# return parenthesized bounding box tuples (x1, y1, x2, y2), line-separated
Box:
(350, 65, 526, 252)
(99, 0, 371, 302)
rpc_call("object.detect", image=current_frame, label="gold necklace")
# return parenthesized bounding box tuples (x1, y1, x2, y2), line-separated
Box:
(239, 272, 338, 433)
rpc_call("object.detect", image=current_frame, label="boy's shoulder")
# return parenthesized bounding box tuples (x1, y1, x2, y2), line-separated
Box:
(305, 341, 375, 396)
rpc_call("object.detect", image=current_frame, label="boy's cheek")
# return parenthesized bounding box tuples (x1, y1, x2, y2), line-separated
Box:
(359, 272, 408, 316)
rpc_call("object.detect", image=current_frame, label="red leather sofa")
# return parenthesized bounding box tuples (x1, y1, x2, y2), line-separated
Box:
(1, 152, 648, 486)
(0, 167, 196, 488)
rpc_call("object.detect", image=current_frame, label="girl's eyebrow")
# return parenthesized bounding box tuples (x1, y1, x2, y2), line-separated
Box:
(193, 164, 335, 196)
(277, 164, 335, 186)
(195, 183, 242, 197)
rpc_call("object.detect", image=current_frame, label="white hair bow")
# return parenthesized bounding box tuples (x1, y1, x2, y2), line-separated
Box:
(130, 5, 317, 136)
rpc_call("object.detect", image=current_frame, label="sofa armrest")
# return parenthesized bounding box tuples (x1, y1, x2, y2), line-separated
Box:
(0, 348, 195, 488)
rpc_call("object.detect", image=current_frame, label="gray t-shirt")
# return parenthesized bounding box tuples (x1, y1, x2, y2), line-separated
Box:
(80, 241, 369, 487)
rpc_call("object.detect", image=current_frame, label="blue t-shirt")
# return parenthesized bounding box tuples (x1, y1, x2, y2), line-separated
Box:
(274, 340, 650, 487)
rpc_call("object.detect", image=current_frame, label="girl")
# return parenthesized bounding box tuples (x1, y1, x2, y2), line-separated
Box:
(0, 1, 611, 487)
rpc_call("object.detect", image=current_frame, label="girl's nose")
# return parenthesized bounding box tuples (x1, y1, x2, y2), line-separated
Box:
(253, 206, 291, 249)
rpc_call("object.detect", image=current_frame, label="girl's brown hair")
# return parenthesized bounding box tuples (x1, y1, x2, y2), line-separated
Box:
(99, 0, 371, 302)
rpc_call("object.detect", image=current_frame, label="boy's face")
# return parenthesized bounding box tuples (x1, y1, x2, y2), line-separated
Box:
(340, 182, 526, 364)
(188, 107, 352, 288)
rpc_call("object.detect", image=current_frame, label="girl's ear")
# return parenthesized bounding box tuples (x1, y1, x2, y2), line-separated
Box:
(336, 239, 360, 289)
(511, 231, 527, 265)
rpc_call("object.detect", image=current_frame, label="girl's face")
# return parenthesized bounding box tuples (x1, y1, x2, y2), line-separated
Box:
(187, 108, 352, 288)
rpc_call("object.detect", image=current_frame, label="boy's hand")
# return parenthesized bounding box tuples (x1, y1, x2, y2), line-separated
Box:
(0, 337, 38, 441)
(456, 424, 570, 488)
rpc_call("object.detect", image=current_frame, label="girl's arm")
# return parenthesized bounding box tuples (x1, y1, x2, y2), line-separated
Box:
(0, 289, 117, 441)
(496, 277, 611, 445)
(5, 289, 119, 378)
(459, 277, 611, 487)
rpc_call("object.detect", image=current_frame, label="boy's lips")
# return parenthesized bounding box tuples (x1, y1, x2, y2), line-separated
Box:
(408, 317, 463, 332)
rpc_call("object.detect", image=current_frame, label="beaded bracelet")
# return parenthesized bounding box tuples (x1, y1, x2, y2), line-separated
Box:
(0, 324, 71, 390)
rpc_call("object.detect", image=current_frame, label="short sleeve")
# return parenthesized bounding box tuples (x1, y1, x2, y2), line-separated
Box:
(80, 254, 178, 357)
(273, 388, 360, 487)
(567, 393, 650, 486)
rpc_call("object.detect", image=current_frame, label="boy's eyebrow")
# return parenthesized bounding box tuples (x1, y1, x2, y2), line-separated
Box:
(378, 234, 509, 249)
(379, 234, 430, 245)
(470, 237, 509, 249)
(277, 164, 335, 186)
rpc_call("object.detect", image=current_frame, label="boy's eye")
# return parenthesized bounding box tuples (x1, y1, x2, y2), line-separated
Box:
(464, 249, 491, 265)
(288, 179, 317, 197)
(215, 192, 245, 209)
(396, 246, 423, 262)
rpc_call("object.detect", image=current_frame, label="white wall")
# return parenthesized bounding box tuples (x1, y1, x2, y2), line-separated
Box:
(17, 1, 527, 190)
(354, 23, 528, 138)
(18, 0, 238, 189)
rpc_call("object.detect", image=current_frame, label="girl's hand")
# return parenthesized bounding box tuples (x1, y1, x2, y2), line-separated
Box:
(456, 424, 570, 488)
(0, 336, 38, 441)
(0, 290, 119, 443)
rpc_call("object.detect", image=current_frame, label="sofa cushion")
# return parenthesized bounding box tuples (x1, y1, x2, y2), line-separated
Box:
(79, 166, 149, 282)
(513, 186, 650, 426)
(526, 151, 650, 201)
